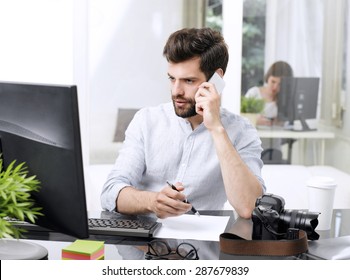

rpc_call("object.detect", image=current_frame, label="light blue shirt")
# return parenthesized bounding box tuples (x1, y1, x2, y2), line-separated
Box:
(101, 102, 265, 212)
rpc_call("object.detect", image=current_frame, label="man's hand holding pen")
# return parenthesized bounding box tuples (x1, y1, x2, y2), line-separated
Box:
(151, 182, 198, 219)
(167, 182, 200, 217)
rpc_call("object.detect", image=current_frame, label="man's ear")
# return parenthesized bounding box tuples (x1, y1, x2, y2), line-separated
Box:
(216, 68, 224, 78)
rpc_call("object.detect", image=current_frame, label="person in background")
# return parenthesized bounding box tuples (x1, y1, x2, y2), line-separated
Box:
(245, 61, 293, 126)
(101, 28, 265, 220)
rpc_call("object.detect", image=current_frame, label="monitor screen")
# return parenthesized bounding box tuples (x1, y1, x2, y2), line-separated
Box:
(277, 77, 320, 131)
(0, 81, 88, 238)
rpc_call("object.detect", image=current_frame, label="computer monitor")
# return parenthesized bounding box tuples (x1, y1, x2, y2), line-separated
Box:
(277, 77, 320, 131)
(0, 81, 89, 238)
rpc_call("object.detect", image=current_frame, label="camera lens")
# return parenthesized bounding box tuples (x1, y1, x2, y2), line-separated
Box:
(279, 210, 320, 240)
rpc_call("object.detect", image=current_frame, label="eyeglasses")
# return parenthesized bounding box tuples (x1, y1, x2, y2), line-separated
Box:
(145, 240, 199, 260)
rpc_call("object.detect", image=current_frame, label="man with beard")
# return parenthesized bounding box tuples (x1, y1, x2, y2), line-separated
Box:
(101, 28, 265, 219)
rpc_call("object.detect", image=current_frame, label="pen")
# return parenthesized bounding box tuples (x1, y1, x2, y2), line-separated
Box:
(166, 181, 200, 217)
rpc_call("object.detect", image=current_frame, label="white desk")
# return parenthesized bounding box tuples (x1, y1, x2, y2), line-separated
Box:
(257, 128, 335, 165)
(13, 239, 123, 260)
(261, 165, 350, 209)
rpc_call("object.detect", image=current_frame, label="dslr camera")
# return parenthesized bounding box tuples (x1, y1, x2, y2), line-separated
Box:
(252, 194, 319, 240)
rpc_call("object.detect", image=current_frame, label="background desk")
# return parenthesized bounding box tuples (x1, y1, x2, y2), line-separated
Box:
(17, 209, 350, 260)
(257, 128, 335, 165)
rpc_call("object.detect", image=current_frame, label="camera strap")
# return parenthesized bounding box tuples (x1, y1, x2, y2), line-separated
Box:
(219, 230, 308, 256)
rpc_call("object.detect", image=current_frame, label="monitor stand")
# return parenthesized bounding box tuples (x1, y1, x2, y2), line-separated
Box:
(292, 118, 317, 132)
(0, 239, 48, 260)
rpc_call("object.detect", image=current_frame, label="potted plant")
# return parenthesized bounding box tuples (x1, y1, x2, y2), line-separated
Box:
(240, 96, 265, 126)
(0, 157, 42, 239)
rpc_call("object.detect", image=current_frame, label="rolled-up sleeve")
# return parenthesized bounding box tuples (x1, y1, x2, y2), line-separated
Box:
(100, 110, 146, 211)
(234, 118, 266, 193)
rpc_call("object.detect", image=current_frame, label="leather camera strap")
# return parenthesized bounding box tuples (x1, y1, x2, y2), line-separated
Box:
(219, 230, 308, 256)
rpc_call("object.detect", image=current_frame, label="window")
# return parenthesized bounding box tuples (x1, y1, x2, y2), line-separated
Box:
(205, 0, 223, 32)
(241, 0, 266, 95)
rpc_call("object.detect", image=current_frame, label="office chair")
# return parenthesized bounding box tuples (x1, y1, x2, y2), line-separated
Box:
(261, 148, 290, 164)
(113, 108, 139, 142)
(261, 137, 296, 164)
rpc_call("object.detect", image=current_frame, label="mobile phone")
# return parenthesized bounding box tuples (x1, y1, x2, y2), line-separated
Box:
(208, 72, 226, 95)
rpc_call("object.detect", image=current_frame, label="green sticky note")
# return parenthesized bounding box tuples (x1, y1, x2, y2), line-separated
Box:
(62, 240, 105, 260)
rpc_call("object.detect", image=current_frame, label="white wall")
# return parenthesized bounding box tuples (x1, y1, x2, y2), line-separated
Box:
(88, 0, 184, 163)
(0, 0, 73, 84)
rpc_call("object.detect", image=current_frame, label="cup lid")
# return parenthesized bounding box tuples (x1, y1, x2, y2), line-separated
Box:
(306, 176, 337, 189)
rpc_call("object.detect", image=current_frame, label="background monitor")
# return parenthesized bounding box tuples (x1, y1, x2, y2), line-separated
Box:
(0, 81, 89, 238)
(277, 77, 320, 131)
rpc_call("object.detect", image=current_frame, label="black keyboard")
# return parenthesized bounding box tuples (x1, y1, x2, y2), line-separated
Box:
(7, 216, 162, 238)
(88, 218, 162, 238)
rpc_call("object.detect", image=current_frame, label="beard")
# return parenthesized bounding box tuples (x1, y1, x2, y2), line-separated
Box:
(172, 96, 197, 118)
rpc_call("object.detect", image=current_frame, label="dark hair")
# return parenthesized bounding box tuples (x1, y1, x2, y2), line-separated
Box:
(264, 61, 293, 83)
(163, 28, 229, 80)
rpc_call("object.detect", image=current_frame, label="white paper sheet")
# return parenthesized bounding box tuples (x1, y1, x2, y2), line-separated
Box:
(154, 214, 230, 241)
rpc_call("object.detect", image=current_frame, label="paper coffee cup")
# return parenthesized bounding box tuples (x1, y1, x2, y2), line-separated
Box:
(306, 176, 337, 230)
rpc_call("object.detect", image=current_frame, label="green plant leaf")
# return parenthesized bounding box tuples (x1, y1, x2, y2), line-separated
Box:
(0, 157, 42, 238)
(240, 96, 265, 113)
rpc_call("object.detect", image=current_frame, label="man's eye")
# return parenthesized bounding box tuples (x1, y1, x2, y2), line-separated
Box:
(186, 79, 194, 84)
(168, 76, 175, 82)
